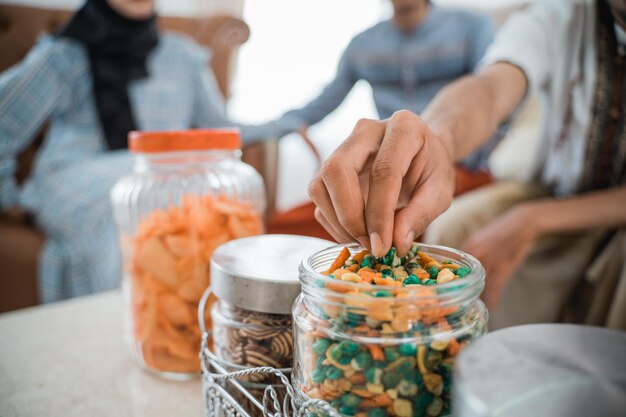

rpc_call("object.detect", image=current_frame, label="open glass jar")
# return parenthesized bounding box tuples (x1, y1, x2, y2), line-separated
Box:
(111, 129, 265, 379)
(293, 243, 487, 417)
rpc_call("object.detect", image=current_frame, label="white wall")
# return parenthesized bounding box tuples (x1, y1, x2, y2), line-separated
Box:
(229, 0, 384, 210)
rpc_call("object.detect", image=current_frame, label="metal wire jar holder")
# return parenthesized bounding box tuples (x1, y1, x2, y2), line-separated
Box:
(199, 288, 341, 417)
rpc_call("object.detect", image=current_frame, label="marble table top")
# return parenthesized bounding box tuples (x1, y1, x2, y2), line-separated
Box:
(0, 291, 203, 417)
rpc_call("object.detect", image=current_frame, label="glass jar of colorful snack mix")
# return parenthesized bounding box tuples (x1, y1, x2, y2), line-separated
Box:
(293, 243, 487, 417)
(111, 129, 265, 379)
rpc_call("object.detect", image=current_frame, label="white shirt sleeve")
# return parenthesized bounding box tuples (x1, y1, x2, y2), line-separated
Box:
(478, 0, 574, 97)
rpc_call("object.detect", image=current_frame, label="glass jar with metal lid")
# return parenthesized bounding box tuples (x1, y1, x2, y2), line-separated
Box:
(111, 129, 265, 379)
(208, 234, 334, 376)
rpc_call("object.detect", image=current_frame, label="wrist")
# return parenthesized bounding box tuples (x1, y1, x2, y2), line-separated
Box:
(514, 202, 548, 240)
(432, 127, 456, 163)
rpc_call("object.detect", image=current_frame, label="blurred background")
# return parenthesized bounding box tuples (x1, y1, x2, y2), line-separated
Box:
(0, 0, 532, 211)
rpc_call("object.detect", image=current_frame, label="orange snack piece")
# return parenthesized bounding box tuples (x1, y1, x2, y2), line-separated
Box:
(325, 247, 351, 274)
(129, 194, 262, 373)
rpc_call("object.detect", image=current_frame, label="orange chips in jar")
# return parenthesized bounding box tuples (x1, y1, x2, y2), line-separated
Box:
(112, 129, 266, 377)
(130, 194, 262, 374)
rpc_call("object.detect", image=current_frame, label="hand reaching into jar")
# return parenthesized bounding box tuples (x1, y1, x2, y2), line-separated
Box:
(307, 63, 529, 258)
(307, 111, 455, 258)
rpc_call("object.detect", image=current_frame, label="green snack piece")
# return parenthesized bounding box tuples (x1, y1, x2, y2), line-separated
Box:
(361, 255, 376, 268)
(414, 370, 424, 387)
(337, 354, 352, 365)
(412, 392, 434, 413)
(373, 290, 393, 297)
(423, 279, 438, 286)
(384, 347, 400, 362)
(315, 279, 326, 288)
(331, 399, 343, 409)
(368, 409, 388, 417)
(312, 368, 326, 383)
(427, 266, 440, 279)
(325, 366, 343, 380)
(455, 267, 471, 277)
(374, 360, 387, 369)
(401, 366, 418, 382)
(382, 370, 401, 389)
(365, 367, 377, 383)
(355, 351, 373, 369)
(345, 312, 362, 327)
(339, 406, 357, 416)
(341, 393, 361, 408)
(439, 363, 453, 379)
(312, 339, 332, 356)
(398, 343, 418, 356)
(382, 248, 396, 266)
(402, 275, 420, 286)
(330, 345, 352, 365)
(316, 356, 326, 368)
(330, 345, 343, 361)
(381, 269, 393, 277)
(339, 340, 360, 357)
(365, 367, 383, 384)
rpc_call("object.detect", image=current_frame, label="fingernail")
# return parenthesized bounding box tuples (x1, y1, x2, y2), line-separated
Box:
(405, 230, 415, 247)
(356, 236, 370, 249)
(369, 232, 383, 257)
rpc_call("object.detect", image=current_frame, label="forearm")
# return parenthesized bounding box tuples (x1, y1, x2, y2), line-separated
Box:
(526, 186, 626, 236)
(282, 79, 353, 128)
(421, 62, 527, 161)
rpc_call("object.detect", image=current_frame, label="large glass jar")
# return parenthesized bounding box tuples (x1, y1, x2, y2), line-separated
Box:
(293, 243, 487, 417)
(111, 129, 265, 379)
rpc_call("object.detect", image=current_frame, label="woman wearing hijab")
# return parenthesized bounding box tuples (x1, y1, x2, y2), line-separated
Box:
(0, 0, 290, 303)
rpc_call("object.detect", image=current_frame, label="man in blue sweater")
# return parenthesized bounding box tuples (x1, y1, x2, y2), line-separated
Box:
(280, 0, 496, 168)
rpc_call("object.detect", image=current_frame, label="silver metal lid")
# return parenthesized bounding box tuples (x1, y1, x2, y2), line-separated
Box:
(210, 234, 333, 315)
(454, 324, 626, 417)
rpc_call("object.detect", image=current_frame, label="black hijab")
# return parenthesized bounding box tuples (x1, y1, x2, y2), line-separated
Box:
(58, 0, 159, 150)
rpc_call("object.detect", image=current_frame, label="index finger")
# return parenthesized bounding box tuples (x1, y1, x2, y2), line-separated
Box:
(365, 111, 425, 257)
(319, 118, 386, 247)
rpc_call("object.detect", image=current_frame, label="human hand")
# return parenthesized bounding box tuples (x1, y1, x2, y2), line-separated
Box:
(461, 204, 541, 309)
(308, 110, 455, 257)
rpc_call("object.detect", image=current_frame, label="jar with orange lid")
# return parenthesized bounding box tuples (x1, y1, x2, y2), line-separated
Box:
(111, 129, 265, 379)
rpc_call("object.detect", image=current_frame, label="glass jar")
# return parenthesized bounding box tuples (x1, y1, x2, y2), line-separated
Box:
(293, 243, 487, 417)
(111, 129, 265, 379)
(209, 235, 333, 374)
(207, 235, 333, 414)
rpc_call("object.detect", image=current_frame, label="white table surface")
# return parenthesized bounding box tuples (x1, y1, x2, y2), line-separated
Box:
(0, 291, 203, 417)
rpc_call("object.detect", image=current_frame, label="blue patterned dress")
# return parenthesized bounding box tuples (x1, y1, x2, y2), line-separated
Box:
(0, 32, 293, 302)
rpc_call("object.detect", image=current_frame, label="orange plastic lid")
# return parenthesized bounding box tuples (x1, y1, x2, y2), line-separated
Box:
(128, 129, 241, 153)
